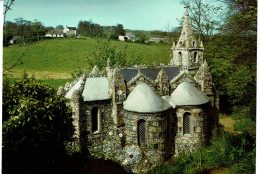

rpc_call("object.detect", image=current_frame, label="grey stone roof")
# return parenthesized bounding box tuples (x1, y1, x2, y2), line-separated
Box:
(82, 77, 110, 101)
(123, 83, 172, 113)
(169, 82, 209, 107)
(120, 66, 180, 82)
(65, 77, 84, 99)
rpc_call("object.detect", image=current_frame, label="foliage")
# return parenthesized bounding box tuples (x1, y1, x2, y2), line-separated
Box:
(3, 18, 47, 46)
(151, 132, 255, 174)
(71, 68, 85, 79)
(86, 39, 127, 69)
(77, 20, 103, 37)
(110, 24, 126, 39)
(2, 78, 74, 163)
(231, 106, 256, 134)
(229, 149, 255, 174)
(56, 24, 64, 30)
(204, 0, 256, 116)
(31, 20, 46, 42)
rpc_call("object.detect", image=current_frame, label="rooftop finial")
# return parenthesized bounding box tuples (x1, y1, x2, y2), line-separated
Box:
(107, 58, 110, 67)
(137, 66, 141, 74)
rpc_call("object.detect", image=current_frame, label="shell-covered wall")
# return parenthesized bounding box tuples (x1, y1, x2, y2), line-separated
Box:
(123, 109, 176, 172)
(174, 106, 207, 157)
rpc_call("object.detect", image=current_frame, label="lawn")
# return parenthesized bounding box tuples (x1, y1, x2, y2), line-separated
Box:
(3, 38, 171, 80)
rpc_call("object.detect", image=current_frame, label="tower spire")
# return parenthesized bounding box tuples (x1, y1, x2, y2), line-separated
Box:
(184, 4, 190, 15)
(170, 6, 204, 72)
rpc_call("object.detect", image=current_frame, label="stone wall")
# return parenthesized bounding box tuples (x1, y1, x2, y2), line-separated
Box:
(174, 106, 207, 157)
(80, 100, 115, 154)
(123, 109, 176, 172)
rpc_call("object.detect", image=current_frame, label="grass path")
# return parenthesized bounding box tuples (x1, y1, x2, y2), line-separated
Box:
(219, 114, 236, 133)
(210, 167, 229, 174)
(208, 114, 236, 174)
(7, 70, 72, 79)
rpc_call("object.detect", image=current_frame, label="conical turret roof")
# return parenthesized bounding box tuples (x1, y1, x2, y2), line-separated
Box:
(169, 82, 209, 106)
(123, 83, 172, 113)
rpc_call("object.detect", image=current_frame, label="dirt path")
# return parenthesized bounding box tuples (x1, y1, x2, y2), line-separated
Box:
(5, 70, 72, 79)
(209, 167, 229, 174)
(208, 115, 236, 174)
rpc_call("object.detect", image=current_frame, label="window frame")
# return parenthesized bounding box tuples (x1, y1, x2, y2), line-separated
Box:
(183, 112, 191, 135)
(91, 107, 101, 134)
(137, 119, 146, 147)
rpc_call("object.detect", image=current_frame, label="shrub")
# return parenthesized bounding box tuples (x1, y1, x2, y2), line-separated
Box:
(232, 106, 256, 133)
(2, 78, 74, 164)
(150, 132, 255, 174)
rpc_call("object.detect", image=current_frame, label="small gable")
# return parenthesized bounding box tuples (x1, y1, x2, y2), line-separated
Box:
(170, 71, 201, 92)
(127, 72, 155, 93)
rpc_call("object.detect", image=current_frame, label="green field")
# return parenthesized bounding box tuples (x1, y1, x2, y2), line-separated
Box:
(4, 38, 171, 79)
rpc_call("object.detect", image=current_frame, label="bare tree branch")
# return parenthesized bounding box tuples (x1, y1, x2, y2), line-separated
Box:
(3, 53, 25, 74)
(4, 0, 15, 24)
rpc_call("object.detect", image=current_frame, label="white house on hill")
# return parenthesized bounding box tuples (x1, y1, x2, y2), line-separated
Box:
(63, 26, 77, 36)
(118, 32, 138, 42)
(45, 29, 64, 38)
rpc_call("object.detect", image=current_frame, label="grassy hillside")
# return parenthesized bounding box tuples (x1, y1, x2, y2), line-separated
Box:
(4, 38, 171, 80)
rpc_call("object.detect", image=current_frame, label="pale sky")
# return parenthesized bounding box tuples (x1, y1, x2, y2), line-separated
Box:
(6, 0, 186, 31)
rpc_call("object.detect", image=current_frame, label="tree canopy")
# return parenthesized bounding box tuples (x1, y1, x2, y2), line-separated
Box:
(204, 0, 256, 116)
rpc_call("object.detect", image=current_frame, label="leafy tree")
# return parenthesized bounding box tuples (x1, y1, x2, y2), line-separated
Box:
(56, 24, 64, 30)
(135, 32, 148, 43)
(86, 39, 127, 69)
(204, 0, 256, 116)
(14, 17, 32, 44)
(111, 24, 125, 39)
(46, 26, 54, 31)
(31, 20, 46, 42)
(77, 20, 103, 37)
(2, 79, 74, 164)
(3, 21, 17, 46)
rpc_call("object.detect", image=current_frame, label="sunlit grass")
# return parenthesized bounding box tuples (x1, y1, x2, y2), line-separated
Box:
(3, 38, 171, 78)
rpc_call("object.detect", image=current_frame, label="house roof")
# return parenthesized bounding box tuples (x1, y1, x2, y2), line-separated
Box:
(123, 83, 172, 113)
(125, 32, 135, 38)
(120, 66, 180, 82)
(169, 82, 209, 107)
(82, 77, 110, 101)
(47, 29, 64, 34)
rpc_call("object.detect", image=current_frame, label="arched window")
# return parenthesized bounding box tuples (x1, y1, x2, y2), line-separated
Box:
(179, 41, 182, 46)
(138, 119, 146, 146)
(178, 52, 182, 62)
(194, 52, 197, 63)
(91, 107, 99, 133)
(183, 112, 191, 134)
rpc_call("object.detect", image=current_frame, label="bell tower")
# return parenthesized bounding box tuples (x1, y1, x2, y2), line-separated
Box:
(171, 6, 204, 72)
